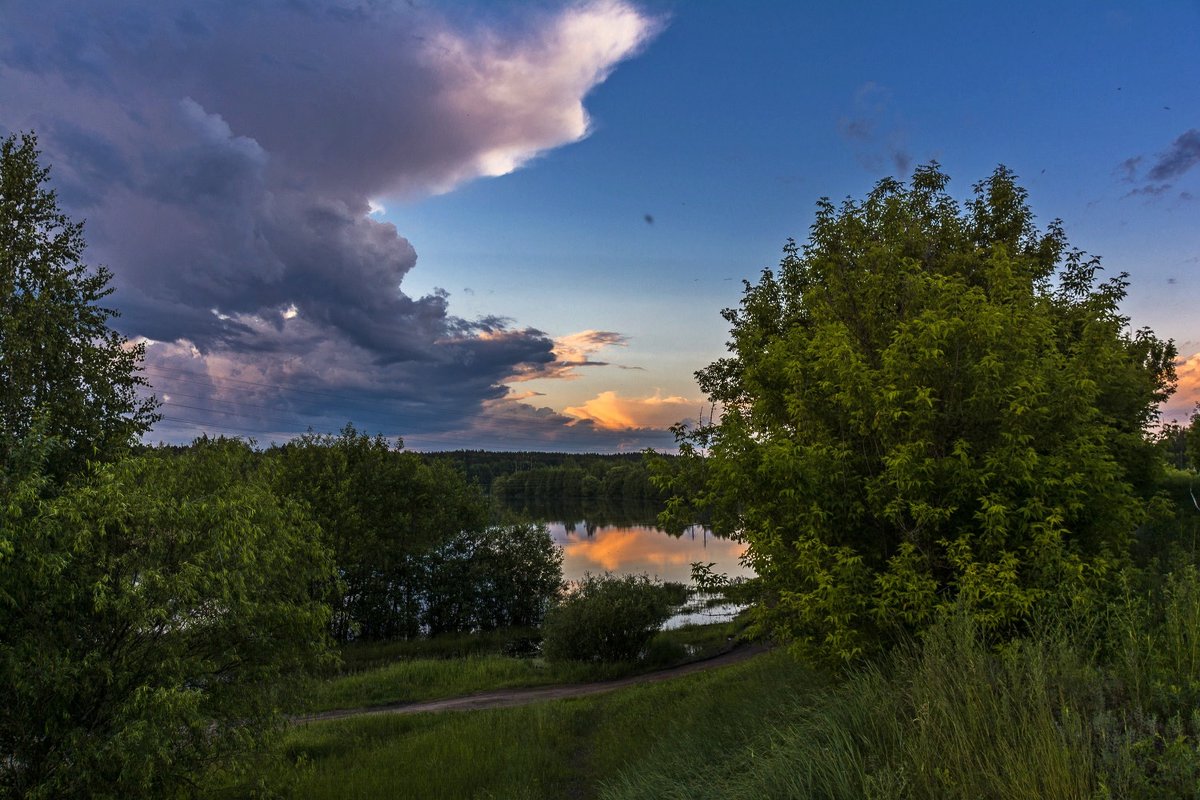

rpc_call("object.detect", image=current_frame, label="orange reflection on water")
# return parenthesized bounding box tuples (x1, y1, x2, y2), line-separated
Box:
(548, 522, 750, 584)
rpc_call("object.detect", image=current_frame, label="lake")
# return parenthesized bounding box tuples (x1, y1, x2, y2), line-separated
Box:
(545, 520, 751, 585)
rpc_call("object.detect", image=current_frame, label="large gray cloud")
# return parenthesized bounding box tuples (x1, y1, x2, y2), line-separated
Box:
(0, 0, 660, 444)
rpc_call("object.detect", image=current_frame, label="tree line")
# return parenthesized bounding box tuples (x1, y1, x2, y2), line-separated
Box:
(424, 450, 669, 505)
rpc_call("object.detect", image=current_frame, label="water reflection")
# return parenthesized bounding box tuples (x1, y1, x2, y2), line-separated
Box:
(547, 521, 750, 584)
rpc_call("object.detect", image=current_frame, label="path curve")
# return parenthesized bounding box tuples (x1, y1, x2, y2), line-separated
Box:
(293, 644, 769, 725)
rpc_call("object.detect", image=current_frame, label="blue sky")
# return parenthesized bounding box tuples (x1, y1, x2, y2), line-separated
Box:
(2, 1, 1198, 450)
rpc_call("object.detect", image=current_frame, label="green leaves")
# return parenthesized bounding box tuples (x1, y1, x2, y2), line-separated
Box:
(0, 133, 158, 482)
(0, 437, 335, 798)
(542, 574, 678, 663)
(680, 164, 1176, 660)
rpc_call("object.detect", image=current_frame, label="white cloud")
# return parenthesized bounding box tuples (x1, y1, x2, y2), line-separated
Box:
(424, 0, 661, 193)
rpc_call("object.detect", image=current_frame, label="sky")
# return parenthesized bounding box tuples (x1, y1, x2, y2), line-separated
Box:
(2, 0, 1198, 452)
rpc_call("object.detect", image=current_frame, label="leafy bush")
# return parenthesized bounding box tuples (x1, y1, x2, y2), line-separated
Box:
(0, 437, 335, 798)
(662, 164, 1177, 660)
(271, 424, 489, 641)
(542, 574, 678, 663)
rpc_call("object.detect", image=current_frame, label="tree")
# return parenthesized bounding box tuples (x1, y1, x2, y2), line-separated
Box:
(0, 132, 158, 481)
(666, 165, 1176, 660)
(1188, 407, 1200, 476)
(271, 424, 489, 640)
(424, 523, 563, 635)
(0, 437, 335, 798)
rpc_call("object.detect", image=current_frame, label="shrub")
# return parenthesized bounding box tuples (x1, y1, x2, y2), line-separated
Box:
(542, 574, 678, 663)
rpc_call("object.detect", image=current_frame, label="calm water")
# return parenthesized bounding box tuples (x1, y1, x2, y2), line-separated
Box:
(546, 521, 751, 584)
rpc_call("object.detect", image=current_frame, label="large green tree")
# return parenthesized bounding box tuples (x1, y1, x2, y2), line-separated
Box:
(0, 132, 158, 480)
(664, 165, 1176, 660)
(0, 437, 335, 799)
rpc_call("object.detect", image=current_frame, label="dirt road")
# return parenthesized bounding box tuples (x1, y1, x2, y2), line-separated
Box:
(294, 644, 769, 725)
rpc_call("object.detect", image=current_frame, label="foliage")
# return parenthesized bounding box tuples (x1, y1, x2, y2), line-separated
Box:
(0, 437, 335, 799)
(490, 461, 665, 507)
(270, 425, 489, 641)
(424, 523, 563, 636)
(271, 427, 564, 642)
(334, 628, 544, 673)
(689, 561, 730, 593)
(665, 164, 1177, 659)
(1188, 407, 1200, 475)
(1157, 421, 1193, 472)
(541, 574, 678, 663)
(422, 450, 662, 492)
(0, 132, 157, 481)
(1192, 419, 1200, 473)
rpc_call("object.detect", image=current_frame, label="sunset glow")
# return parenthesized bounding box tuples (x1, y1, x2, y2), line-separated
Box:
(551, 523, 750, 584)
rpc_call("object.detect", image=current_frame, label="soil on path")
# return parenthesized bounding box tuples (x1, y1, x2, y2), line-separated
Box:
(293, 643, 769, 725)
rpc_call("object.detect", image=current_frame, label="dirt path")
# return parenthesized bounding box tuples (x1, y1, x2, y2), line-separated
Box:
(293, 644, 769, 725)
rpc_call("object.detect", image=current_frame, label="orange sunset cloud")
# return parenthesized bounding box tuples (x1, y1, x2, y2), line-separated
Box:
(1164, 350, 1200, 422)
(563, 389, 700, 430)
(505, 329, 630, 383)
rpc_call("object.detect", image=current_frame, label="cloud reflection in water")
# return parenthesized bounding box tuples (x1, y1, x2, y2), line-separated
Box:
(547, 522, 750, 584)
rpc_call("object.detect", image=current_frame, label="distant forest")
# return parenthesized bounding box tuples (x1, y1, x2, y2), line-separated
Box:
(422, 451, 670, 507)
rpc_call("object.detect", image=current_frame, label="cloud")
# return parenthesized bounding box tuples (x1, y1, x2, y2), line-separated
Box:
(1162, 350, 1200, 423)
(1119, 129, 1200, 199)
(837, 82, 911, 177)
(507, 329, 632, 382)
(1116, 156, 1143, 183)
(1147, 129, 1200, 183)
(564, 389, 700, 430)
(0, 0, 661, 445)
(400, 395, 680, 453)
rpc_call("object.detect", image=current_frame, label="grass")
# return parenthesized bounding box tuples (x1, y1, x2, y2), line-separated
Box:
(219, 579, 1200, 800)
(295, 620, 747, 714)
(333, 628, 541, 673)
(296, 654, 633, 713)
(219, 483, 1200, 799)
(601, 606, 1200, 800)
(222, 647, 813, 800)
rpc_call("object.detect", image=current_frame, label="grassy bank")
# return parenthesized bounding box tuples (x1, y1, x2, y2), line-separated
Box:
(235, 567, 1200, 800)
(295, 620, 745, 714)
(217, 497, 1200, 799)
(223, 645, 813, 799)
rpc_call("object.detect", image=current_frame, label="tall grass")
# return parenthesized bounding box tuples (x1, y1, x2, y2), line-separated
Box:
(602, 594, 1200, 800)
(222, 583, 1200, 800)
(219, 496, 1200, 799)
(602, 616, 1097, 800)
